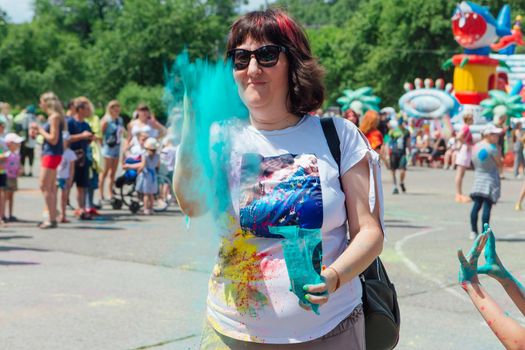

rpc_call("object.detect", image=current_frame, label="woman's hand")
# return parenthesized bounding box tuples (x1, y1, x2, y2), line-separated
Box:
(301, 267, 338, 310)
(458, 232, 487, 288)
(477, 224, 512, 284)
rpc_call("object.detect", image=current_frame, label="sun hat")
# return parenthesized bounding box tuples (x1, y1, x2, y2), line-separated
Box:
(482, 124, 503, 136)
(144, 137, 159, 151)
(5, 133, 24, 144)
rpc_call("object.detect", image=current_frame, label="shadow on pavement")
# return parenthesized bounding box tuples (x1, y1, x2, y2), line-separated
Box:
(496, 237, 525, 242)
(0, 260, 39, 266)
(0, 235, 33, 240)
(69, 225, 126, 231)
(0, 246, 49, 252)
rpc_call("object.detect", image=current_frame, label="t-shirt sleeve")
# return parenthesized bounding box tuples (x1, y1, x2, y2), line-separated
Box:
(332, 117, 371, 176)
(331, 116, 386, 237)
(68, 150, 78, 161)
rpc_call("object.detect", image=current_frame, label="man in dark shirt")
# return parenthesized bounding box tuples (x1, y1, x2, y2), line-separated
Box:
(388, 119, 411, 194)
(68, 97, 94, 219)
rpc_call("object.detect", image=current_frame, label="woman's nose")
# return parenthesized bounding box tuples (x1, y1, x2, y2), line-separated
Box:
(247, 56, 262, 77)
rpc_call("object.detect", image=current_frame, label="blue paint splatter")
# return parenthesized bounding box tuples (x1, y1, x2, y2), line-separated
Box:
(478, 148, 489, 162)
(269, 225, 324, 315)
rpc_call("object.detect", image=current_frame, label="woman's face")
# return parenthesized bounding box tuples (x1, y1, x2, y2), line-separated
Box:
(111, 105, 121, 117)
(39, 98, 47, 113)
(487, 133, 499, 144)
(138, 109, 150, 121)
(232, 37, 289, 113)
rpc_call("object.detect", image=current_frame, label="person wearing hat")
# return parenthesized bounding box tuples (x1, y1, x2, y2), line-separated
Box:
(4, 133, 24, 221)
(469, 124, 503, 240)
(135, 137, 160, 215)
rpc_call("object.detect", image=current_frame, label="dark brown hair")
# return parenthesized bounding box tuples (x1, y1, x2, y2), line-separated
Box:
(226, 8, 325, 116)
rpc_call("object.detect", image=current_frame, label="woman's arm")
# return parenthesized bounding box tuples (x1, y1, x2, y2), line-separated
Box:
(462, 282, 525, 349)
(124, 121, 134, 151)
(38, 115, 60, 145)
(101, 117, 108, 135)
(305, 156, 384, 304)
(153, 119, 167, 138)
(478, 225, 525, 316)
(492, 150, 503, 168)
(173, 99, 208, 217)
(68, 160, 75, 187)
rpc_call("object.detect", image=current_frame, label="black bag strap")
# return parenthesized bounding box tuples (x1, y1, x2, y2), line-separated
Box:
(320, 117, 376, 280)
(320, 117, 341, 171)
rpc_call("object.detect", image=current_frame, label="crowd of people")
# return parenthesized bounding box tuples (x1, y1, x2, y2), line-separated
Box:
(316, 106, 525, 243)
(0, 94, 178, 228)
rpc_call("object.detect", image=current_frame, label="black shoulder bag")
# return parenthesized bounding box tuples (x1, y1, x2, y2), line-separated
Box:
(320, 117, 400, 350)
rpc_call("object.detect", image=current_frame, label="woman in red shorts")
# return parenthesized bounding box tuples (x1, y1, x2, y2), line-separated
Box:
(38, 92, 65, 229)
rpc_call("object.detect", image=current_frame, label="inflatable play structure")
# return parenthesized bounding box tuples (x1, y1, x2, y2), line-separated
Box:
(336, 86, 381, 115)
(398, 78, 460, 119)
(443, 1, 525, 123)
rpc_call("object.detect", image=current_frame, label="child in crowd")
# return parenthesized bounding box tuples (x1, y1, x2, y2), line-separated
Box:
(4, 133, 24, 222)
(0, 120, 8, 224)
(135, 137, 160, 215)
(126, 131, 148, 158)
(160, 136, 177, 179)
(469, 125, 502, 240)
(57, 134, 77, 223)
(160, 136, 178, 202)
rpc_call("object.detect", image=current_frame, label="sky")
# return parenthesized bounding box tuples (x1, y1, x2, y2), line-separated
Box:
(0, 0, 275, 24)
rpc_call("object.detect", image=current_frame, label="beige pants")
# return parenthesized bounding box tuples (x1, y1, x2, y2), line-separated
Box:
(200, 305, 365, 350)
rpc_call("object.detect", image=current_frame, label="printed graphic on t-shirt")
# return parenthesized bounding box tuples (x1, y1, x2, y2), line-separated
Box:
(239, 153, 323, 238)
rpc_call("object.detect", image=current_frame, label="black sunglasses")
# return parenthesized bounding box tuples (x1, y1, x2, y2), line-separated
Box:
(227, 45, 287, 71)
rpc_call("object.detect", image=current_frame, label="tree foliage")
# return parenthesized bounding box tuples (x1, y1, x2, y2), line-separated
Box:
(1, 0, 525, 115)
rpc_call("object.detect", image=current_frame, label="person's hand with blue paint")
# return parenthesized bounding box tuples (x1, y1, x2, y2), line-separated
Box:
(458, 225, 525, 348)
(457, 231, 487, 287)
(477, 224, 525, 317)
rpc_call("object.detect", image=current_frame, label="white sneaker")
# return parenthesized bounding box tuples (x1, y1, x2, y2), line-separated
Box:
(469, 232, 477, 240)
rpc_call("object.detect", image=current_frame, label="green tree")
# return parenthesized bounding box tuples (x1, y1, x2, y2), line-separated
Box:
(34, 0, 123, 41)
(0, 21, 87, 105)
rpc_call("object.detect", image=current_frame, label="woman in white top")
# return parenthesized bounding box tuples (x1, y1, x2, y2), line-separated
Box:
(99, 100, 125, 201)
(174, 9, 384, 349)
(125, 103, 165, 150)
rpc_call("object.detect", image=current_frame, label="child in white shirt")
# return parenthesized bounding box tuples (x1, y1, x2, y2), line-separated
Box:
(57, 135, 77, 223)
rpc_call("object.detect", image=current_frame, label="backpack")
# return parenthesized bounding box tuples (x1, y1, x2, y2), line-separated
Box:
(105, 117, 120, 147)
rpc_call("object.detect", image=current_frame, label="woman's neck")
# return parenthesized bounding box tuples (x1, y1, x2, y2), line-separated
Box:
(249, 109, 301, 131)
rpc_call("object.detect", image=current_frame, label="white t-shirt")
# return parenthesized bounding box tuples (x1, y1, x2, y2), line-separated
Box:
(57, 149, 77, 180)
(160, 145, 178, 171)
(206, 115, 384, 344)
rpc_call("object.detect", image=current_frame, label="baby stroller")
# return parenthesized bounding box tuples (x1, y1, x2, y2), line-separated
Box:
(112, 157, 175, 213)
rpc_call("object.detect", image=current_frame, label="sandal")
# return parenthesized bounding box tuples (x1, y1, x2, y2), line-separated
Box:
(60, 218, 71, 223)
(39, 221, 58, 229)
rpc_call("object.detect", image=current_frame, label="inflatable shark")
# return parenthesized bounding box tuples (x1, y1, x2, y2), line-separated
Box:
(452, 1, 511, 55)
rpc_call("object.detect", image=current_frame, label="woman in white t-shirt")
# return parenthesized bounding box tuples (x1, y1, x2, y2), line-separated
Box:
(174, 9, 384, 349)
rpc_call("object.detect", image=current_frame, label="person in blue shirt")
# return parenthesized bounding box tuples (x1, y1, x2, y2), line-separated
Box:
(68, 97, 94, 220)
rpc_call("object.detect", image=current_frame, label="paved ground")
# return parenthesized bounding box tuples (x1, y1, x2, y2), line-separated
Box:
(1, 166, 524, 349)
